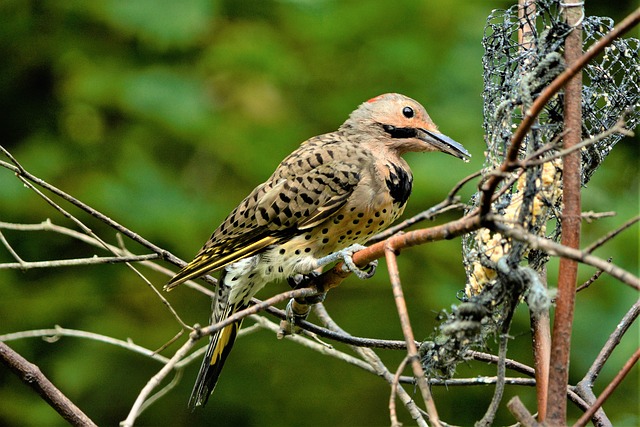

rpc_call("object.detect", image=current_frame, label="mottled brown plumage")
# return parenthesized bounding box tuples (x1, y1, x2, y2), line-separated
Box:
(166, 93, 470, 408)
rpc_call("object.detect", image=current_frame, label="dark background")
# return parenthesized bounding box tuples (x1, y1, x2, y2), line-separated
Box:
(0, 1, 638, 425)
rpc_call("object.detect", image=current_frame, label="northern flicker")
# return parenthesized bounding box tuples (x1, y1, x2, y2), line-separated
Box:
(166, 93, 470, 408)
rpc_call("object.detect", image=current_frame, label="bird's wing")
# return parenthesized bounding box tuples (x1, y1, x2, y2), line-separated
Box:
(165, 143, 363, 290)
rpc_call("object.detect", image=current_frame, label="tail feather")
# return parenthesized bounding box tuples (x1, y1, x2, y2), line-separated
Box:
(188, 310, 245, 409)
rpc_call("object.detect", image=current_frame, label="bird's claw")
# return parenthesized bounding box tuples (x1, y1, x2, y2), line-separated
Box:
(279, 299, 309, 338)
(338, 244, 378, 279)
(287, 271, 321, 289)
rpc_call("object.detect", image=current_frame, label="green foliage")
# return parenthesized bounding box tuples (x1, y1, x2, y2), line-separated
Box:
(0, 1, 637, 426)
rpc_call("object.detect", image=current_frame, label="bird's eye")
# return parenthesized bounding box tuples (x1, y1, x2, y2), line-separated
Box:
(402, 106, 414, 118)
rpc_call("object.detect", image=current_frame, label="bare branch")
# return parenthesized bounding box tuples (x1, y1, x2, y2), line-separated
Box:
(584, 216, 640, 254)
(0, 254, 160, 270)
(0, 327, 171, 364)
(384, 244, 441, 425)
(390, 356, 410, 427)
(573, 348, 640, 427)
(508, 396, 540, 427)
(314, 304, 429, 426)
(575, 300, 640, 401)
(121, 335, 196, 427)
(0, 341, 97, 427)
(488, 218, 639, 290)
(249, 315, 377, 375)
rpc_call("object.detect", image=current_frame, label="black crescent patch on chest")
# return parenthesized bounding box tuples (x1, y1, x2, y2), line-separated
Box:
(385, 163, 413, 206)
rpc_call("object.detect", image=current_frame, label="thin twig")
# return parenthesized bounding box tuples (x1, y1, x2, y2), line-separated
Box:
(580, 211, 616, 223)
(121, 335, 196, 426)
(137, 369, 184, 415)
(369, 200, 466, 243)
(575, 265, 607, 293)
(0, 152, 182, 268)
(0, 160, 191, 329)
(0, 230, 26, 265)
(0, 254, 160, 270)
(583, 216, 639, 254)
(519, 118, 633, 168)
(0, 327, 171, 364)
(390, 356, 411, 427)
(249, 315, 378, 375)
(475, 301, 518, 427)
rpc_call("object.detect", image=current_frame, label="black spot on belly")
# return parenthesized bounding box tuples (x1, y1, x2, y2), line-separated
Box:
(385, 164, 413, 206)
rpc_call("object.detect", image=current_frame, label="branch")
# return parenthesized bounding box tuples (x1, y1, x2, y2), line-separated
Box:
(314, 304, 429, 426)
(583, 216, 640, 254)
(547, 3, 584, 423)
(249, 315, 378, 375)
(488, 218, 639, 290)
(0, 220, 218, 298)
(385, 244, 440, 426)
(0, 254, 160, 270)
(0, 152, 182, 268)
(0, 341, 97, 427)
(121, 334, 196, 427)
(574, 300, 640, 415)
(302, 213, 482, 297)
(573, 348, 640, 427)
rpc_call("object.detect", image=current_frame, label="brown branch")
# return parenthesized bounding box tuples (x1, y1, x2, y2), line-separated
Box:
(531, 266, 551, 421)
(547, 3, 583, 424)
(508, 396, 541, 427)
(314, 304, 429, 426)
(277, 213, 482, 311)
(572, 348, 640, 427)
(384, 245, 440, 426)
(390, 356, 410, 427)
(575, 264, 607, 293)
(0, 341, 97, 427)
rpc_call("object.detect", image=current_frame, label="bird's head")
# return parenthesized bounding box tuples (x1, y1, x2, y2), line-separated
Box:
(343, 93, 470, 160)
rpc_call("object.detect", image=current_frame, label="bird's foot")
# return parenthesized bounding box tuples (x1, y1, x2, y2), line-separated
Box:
(278, 299, 309, 338)
(287, 271, 320, 289)
(314, 244, 377, 279)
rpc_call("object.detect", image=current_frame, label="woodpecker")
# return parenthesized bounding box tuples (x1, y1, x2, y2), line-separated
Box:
(166, 93, 470, 408)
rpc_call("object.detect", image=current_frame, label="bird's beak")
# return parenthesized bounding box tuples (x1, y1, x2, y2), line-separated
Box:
(419, 128, 471, 161)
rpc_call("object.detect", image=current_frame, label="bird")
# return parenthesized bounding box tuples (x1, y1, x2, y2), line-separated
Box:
(165, 93, 470, 408)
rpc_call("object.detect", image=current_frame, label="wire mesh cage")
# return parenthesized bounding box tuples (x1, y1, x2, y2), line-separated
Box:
(421, 0, 640, 379)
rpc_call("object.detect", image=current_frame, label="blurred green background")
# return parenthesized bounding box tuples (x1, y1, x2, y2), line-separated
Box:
(0, 1, 637, 426)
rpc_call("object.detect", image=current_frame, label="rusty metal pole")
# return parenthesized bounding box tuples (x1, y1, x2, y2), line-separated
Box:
(546, 2, 584, 425)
